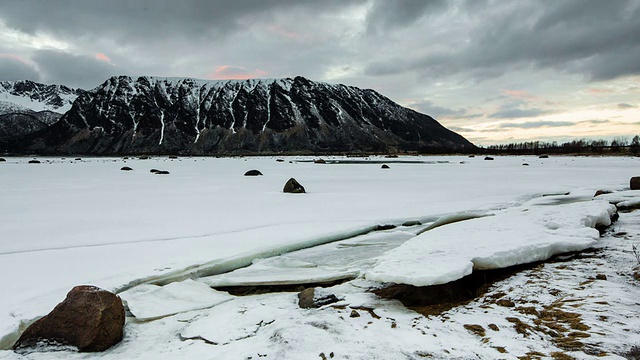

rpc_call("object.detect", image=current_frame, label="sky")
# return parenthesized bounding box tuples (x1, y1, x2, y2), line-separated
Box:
(0, 0, 639, 146)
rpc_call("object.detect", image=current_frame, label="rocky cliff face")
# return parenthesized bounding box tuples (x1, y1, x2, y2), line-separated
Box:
(3, 76, 475, 154)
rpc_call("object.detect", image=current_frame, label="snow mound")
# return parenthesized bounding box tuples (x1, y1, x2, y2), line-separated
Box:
(119, 279, 233, 321)
(366, 199, 616, 286)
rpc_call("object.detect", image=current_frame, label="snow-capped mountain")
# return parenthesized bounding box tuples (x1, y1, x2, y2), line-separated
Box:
(0, 80, 84, 115)
(0, 81, 86, 140)
(2, 76, 475, 154)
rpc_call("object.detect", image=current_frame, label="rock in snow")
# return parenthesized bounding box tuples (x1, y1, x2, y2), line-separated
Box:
(283, 178, 305, 193)
(297, 287, 340, 309)
(1, 76, 475, 155)
(12, 285, 124, 352)
(631, 176, 640, 190)
(244, 169, 263, 176)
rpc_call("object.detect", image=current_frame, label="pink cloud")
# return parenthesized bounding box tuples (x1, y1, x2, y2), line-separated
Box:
(586, 88, 614, 94)
(0, 53, 33, 66)
(207, 66, 268, 80)
(95, 52, 112, 64)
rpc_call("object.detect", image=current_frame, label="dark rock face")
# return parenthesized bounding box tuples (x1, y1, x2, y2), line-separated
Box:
(244, 169, 263, 176)
(283, 178, 305, 193)
(2, 76, 475, 155)
(631, 177, 640, 190)
(297, 288, 340, 309)
(12, 285, 125, 352)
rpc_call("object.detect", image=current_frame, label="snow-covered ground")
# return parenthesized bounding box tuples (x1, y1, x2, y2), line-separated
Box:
(1, 155, 639, 359)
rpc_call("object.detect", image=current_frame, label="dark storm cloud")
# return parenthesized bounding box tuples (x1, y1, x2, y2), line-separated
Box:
(365, 0, 640, 81)
(407, 99, 466, 118)
(366, 0, 448, 33)
(32, 50, 121, 89)
(0, 57, 40, 82)
(0, 0, 360, 45)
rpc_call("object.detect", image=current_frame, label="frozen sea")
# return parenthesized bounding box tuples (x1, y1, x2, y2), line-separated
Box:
(1, 155, 639, 359)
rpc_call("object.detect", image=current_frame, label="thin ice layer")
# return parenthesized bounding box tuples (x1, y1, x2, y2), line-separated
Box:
(119, 280, 233, 321)
(366, 199, 616, 286)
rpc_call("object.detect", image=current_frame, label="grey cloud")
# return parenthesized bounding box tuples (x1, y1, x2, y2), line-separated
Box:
(407, 100, 466, 119)
(490, 108, 549, 119)
(579, 119, 610, 125)
(366, 0, 448, 33)
(618, 103, 636, 109)
(32, 50, 123, 88)
(0, 57, 41, 82)
(365, 0, 640, 81)
(499, 121, 574, 129)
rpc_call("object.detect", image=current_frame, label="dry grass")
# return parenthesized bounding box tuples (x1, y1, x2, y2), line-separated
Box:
(463, 324, 486, 337)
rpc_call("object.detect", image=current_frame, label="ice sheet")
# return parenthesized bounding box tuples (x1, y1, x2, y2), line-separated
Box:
(366, 198, 616, 286)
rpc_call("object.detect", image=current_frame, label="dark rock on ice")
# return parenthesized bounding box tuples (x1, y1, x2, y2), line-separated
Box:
(631, 177, 640, 190)
(120, 166, 133, 171)
(297, 287, 340, 309)
(539, 155, 549, 158)
(150, 169, 160, 173)
(350, 310, 360, 318)
(28, 159, 40, 164)
(595, 274, 607, 281)
(276, 159, 284, 162)
(594, 190, 612, 197)
(283, 178, 305, 193)
(381, 164, 390, 169)
(155, 170, 170, 175)
(484, 156, 494, 161)
(314, 159, 327, 164)
(0, 158, 5, 162)
(12, 285, 125, 352)
(522, 163, 529, 166)
(244, 169, 263, 176)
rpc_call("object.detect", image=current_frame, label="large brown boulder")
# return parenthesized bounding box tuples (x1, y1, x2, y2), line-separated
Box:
(283, 178, 305, 193)
(13, 285, 125, 352)
(631, 177, 640, 190)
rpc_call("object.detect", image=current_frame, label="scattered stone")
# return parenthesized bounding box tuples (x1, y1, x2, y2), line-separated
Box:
(385, 154, 398, 158)
(276, 159, 285, 162)
(12, 285, 125, 352)
(244, 170, 263, 176)
(155, 170, 170, 175)
(297, 288, 340, 309)
(150, 169, 160, 173)
(484, 156, 494, 161)
(522, 163, 529, 166)
(121, 166, 133, 171)
(496, 299, 516, 308)
(138, 155, 149, 160)
(350, 310, 360, 318)
(539, 155, 549, 158)
(123, 156, 129, 160)
(314, 159, 326, 164)
(488, 323, 500, 331)
(463, 324, 486, 337)
(381, 164, 390, 169)
(0, 158, 5, 162)
(28, 159, 40, 164)
(595, 274, 607, 281)
(594, 190, 612, 197)
(468, 155, 475, 158)
(75, 158, 82, 161)
(168, 155, 178, 159)
(402, 220, 422, 226)
(283, 178, 306, 193)
(631, 177, 640, 190)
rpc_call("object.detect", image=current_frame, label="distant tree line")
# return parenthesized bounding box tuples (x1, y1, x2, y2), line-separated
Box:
(482, 135, 640, 155)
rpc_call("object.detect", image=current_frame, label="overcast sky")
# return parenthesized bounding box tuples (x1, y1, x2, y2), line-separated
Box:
(1, 0, 639, 145)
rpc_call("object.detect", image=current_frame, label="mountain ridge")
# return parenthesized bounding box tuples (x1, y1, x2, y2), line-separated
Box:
(1, 76, 476, 155)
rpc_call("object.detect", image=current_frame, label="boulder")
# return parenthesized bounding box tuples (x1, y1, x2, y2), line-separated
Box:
(522, 163, 529, 166)
(381, 164, 390, 169)
(484, 156, 494, 161)
(150, 169, 160, 173)
(120, 166, 133, 171)
(297, 288, 340, 309)
(631, 177, 640, 190)
(138, 155, 149, 160)
(13, 285, 125, 352)
(28, 160, 40, 164)
(244, 170, 263, 176)
(168, 155, 178, 159)
(276, 159, 285, 162)
(283, 178, 305, 193)
(594, 190, 612, 197)
(155, 170, 170, 175)
(0, 158, 5, 162)
(539, 155, 549, 158)
(314, 159, 326, 164)
(75, 158, 82, 161)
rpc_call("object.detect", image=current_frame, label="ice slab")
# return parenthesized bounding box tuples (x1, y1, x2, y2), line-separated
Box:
(119, 279, 233, 321)
(366, 199, 616, 286)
